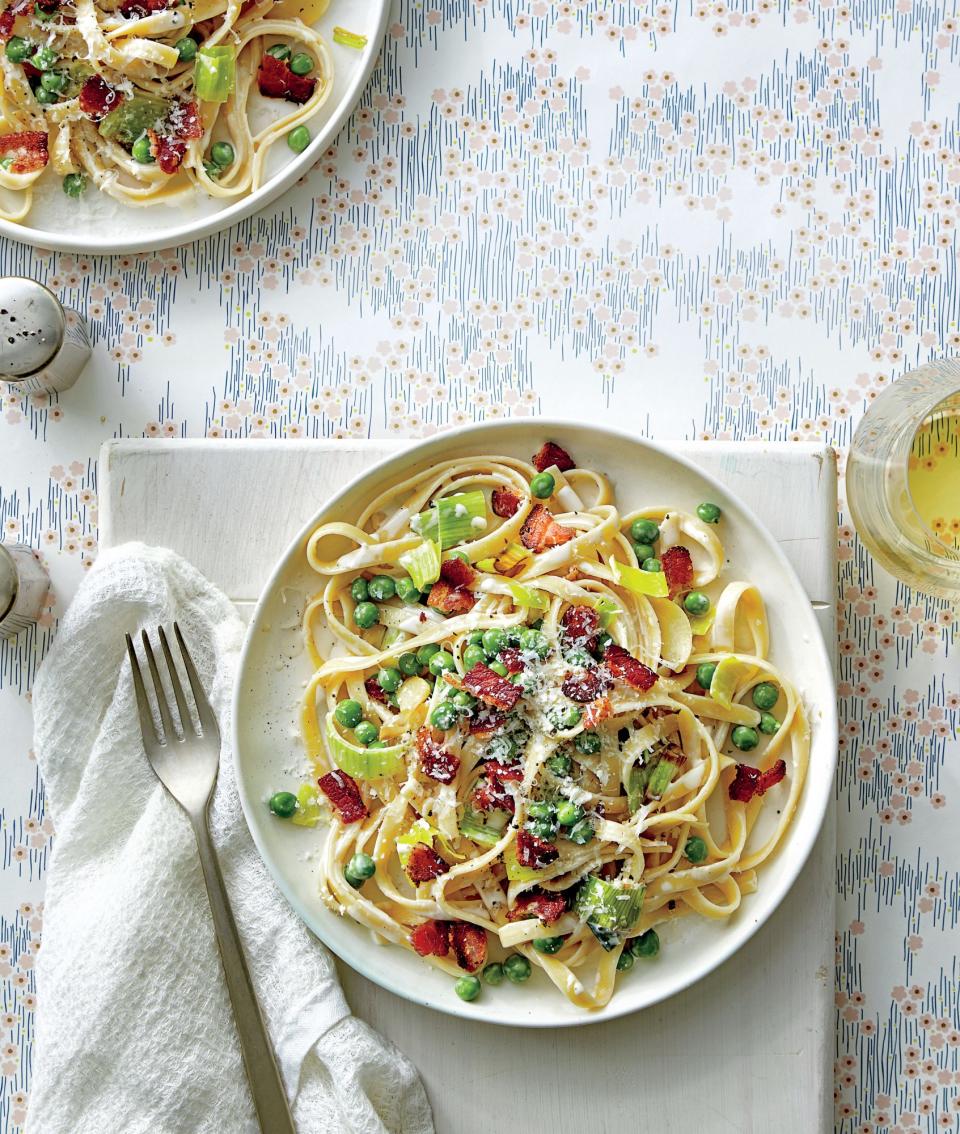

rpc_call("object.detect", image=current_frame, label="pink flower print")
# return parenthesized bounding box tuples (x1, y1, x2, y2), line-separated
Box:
(907, 935, 923, 951)
(931, 793, 946, 808)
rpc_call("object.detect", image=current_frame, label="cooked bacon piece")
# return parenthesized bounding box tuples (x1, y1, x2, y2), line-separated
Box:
(728, 759, 787, 803)
(119, 0, 168, 16)
(498, 647, 525, 674)
(520, 504, 573, 552)
(532, 441, 575, 473)
(317, 770, 367, 824)
(405, 843, 450, 883)
(257, 52, 317, 104)
(364, 676, 390, 706)
(660, 545, 694, 595)
(469, 707, 508, 735)
(516, 829, 559, 870)
(78, 75, 124, 121)
(485, 760, 523, 783)
(463, 662, 522, 711)
(583, 694, 613, 729)
(562, 668, 608, 703)
(426, 578, 476, 615)
(0, 131, 47, 174)
(506, 891, 567, 925)
(560, 604, 600, 651)
(416, 727, 460, 784)
(439, 556, 476, 589)
(410, 919, 450, 957)
(599, 860, 619, 881)
(0, 11, 15, 41)
(603, 643, 658, 692)
(471, 777, 515, 814)
(451, 923, 488, 972)
(491, 487, 522, 518)
(147, 100, 202, 174)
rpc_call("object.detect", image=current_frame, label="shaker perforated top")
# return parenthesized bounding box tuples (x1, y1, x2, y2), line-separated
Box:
(0, 278, 65, 379)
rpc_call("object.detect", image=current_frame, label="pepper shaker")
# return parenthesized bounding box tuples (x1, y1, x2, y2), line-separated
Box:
(0, 277, 91, 395)
(0, 542, 49, 639)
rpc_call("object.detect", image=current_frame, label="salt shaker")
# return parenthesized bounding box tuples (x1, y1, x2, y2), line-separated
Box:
(0, 277, 91, 395)
(0, 542, 49, 639)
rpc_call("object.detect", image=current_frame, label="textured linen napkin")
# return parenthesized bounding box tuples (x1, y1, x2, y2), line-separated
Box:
(28, 543, 434, 1134)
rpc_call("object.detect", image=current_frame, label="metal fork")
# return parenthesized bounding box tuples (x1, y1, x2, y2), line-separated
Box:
(126, 624, 296, 1134)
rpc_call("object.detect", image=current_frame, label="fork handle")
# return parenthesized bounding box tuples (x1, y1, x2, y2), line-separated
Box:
(191, 815, 296, 1134)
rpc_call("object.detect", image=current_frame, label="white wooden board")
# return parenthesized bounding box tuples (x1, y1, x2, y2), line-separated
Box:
(99, 437, 837, 1134)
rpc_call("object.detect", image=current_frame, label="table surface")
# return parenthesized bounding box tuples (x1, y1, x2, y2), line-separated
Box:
(100, 437, 836, 1134)
(1, 2, 960, 1132)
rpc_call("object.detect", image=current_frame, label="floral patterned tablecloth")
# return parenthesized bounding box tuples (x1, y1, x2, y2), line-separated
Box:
(1, 1, 959, 1131)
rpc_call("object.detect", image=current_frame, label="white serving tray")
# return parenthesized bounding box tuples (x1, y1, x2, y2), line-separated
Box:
(99, 437, 836, 1134)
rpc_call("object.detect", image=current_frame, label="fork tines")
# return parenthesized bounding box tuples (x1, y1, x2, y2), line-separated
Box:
(125, 623, 216, 746)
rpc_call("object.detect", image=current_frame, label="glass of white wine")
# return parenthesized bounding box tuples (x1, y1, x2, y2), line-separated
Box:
(847, 358, 960, 599)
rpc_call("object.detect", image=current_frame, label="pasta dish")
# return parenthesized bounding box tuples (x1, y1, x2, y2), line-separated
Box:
(268, 439, 810, 1009)
(0, 0, 346, 219)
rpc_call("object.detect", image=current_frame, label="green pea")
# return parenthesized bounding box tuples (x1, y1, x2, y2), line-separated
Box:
(131, 134, 154, 163)
(289, 51, 314, 74)
(365, 575, 394, 602)
(552, 705, 582, 730)
(564, 646, 593, 668)
(354, 720, 379, 746)
(367, 740, 388, 749)
(731, 726, 759, 752)
(528, 800, 555, 820)
(467, 630, 484, 646)
(482, 962, 504, 985)
(684, 835, 708, 863)
(520, 627, 550, 656)
(481, 628, 504, 655)
(62, 172, 87, 198)
(34, 86, 58, 105)
(334, 699, 363, 728)
(632, 541, 654, 562)
(533, 936, 565, 955)
(398, 652, 421, 676)
(5, 37, 32, 63)
(529, 472, 555, 499)
(430, 702, 458, 730)
(347, 851, 375, 880)
(175, 36, 197, 61)
(416, 643, 440, 666)
(503, 954, 531, 983)
(697, 502, 722, 524)
(266, 42, 291, 59)
(350, 577, 369, 602)
(463, 644, 486, 669)
(616, 950, 635, 972)
(641, 557, 662, 573)
(696, 662, 716, 690)
(759, 712, 781, 735)
(428, 650, 455, 676)
(268, 791, 297, 818)
(630, 518, 660, 544)
(556, 800, 583, 827)
(567, 818, 594, 845)
(684, 592, 710, 616)
(484, 736, 514, 764)
(547, 753, 572, 777)
(454, 974, 482, 1002)
(210, 140, 234, 168)
(30, 45, 57, 70)
(396, 576, 421, 603)
(631, 929, 660, 958)
(489, 660, 509, 678)
(40, 70, 67, 92)
(377, 666, 402, 694)
(452, 689, 476, 712)
(287, 125, 311, 154)
(353, 601, 379, 629)
(752, 682, 779, 710)
(594, 631, 613, 656)
(575, 731, 601, 756)
(527, 817, 558, 841)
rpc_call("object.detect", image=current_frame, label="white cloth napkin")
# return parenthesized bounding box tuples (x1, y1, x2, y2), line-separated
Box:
(28, 543, 434, 1134)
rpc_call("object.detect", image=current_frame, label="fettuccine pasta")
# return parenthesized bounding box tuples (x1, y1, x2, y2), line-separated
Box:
(271, 438, 810, 1010)
(0, 0, 338, 218)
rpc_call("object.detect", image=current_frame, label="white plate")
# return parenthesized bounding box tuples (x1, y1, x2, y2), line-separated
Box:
(0, 0, 389, 254)
(232, 420, 838, 1028)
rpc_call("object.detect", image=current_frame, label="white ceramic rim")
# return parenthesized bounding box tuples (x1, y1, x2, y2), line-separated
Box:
(0, 2, 391, 255)
(232, 419, 838, 1027)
